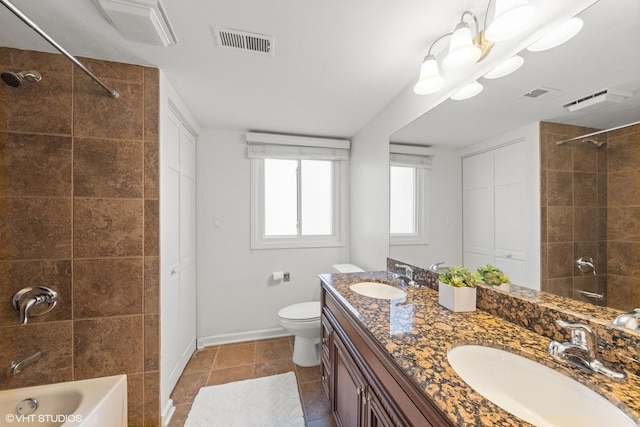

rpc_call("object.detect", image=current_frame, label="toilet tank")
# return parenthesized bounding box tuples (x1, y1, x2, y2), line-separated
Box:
(332, 263, 364, 273)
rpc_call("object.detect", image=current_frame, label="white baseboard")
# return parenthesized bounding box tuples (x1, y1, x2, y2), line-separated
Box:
(197, 327, 292, 348)
(161, 398, 175, 427)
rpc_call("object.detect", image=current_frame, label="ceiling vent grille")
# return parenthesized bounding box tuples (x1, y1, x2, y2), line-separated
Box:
(562, 88, 633, 112)
(521, 87, 561, 99)
(213, 27, 275, 56)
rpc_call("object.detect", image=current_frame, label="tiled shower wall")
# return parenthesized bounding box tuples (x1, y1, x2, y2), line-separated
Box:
(540, 121, 640, 311)
(0, 47, 160, 426)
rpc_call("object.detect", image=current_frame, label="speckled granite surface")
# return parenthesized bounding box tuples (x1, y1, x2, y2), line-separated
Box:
(321, 270, 640, 427)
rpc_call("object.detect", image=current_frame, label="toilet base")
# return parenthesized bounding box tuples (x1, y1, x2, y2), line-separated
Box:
(292, 335, 321, 367)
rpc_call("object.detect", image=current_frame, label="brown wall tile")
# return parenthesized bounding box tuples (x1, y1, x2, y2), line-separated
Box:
(0, 71, 72, 135)
(608, 206, 640, 242)
(144, 68, 159, 142)
(573, 207, 598, 242)
(0, 321, 73, 390)
(0, 48, 160, 425)
(144, 371, 160, 427)
(144, 315, 159, 371)
(74, 315, 144, 379)
(0, 197, 71, 260)
(547, 170, 573, 206)
(0, 133, 71, 197)
(74, 258, 143, 318)
(144, 256, 159, 315)
(547, 243, 574, 279)
(74, 198, 143, 258)
(608, 171, 640, 207)
(144, 140, 159, 199)
(145, 200, 159, 255)
(607, 242, 640, 277)
(546, 206, 572, 242)
(74, 138, 143, 198)
(74, 75, 143, 140)
(573, 172, 597, 206)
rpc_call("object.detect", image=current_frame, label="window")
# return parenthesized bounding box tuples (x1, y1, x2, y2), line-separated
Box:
(248, 133, 349, 249)
(389, 145, 432, 246)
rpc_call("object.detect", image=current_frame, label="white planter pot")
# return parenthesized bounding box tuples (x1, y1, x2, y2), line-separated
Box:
(438, 282, 476, 312)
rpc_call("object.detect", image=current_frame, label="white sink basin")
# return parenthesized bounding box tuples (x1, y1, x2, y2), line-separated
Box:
(349, 282, 406, 300)
(447, 345, 636, 427)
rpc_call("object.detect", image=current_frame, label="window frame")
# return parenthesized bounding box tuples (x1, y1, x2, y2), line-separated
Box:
(250, 155, 348, 250)
(389, 162, 429, 246)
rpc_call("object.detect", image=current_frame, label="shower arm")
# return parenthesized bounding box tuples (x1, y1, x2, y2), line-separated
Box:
(555, 119, 640, 145)
(0, 0, 119, 99)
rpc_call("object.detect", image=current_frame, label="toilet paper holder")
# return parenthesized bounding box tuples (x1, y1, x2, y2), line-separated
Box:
(273, 271, 290, 282)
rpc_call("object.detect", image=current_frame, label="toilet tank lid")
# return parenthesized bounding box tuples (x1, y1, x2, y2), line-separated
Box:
(332, 263, 364, 273)
(278, 301, 321, 320)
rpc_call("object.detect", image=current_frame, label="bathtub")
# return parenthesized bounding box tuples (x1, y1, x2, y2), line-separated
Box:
(0, 375, 127, 427)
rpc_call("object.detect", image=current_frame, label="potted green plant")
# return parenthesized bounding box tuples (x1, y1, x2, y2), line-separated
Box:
(438, 266, 479, 312)
(476, 264, 510, 290)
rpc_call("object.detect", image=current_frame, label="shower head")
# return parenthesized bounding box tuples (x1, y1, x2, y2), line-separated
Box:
(1, 70, 42, 87)
(582, 138, 606, 148)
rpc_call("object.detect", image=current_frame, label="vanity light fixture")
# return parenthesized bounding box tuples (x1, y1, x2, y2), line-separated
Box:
(413, 0, 539, 96)
(483, 54, 524, 79)
(527, 17, 584, 52)
(442, 13, 482, 70)
(451, 80, 483, 100)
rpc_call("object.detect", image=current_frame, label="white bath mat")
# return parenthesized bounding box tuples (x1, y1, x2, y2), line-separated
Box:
(184, 372, 305, 427)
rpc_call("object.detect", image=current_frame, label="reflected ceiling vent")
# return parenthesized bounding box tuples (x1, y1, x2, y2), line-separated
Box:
(521, 87, 561, 100)
(213, 27, 275, 56)
(562, 88, 633, 112)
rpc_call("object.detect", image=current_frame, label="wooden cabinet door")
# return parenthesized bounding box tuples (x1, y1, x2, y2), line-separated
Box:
(332, 332, 366, 427)
(365, 390, 395, 427)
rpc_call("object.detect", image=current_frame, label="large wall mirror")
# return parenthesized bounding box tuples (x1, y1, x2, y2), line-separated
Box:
(388, 0, 639, 312)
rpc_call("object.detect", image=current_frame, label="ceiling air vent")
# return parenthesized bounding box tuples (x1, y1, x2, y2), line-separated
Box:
(562, 88, 633, 112)
(213, 27, 275, 56)
(521, 87, 561, 100)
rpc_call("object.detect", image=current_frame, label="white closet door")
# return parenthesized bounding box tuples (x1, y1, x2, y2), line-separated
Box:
(463, 142, 526, 284)
(161, 108, 197, 402)
(463, 152, 493, 268)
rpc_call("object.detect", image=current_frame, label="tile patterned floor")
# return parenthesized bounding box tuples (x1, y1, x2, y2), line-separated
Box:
(167, 337, 337, 427)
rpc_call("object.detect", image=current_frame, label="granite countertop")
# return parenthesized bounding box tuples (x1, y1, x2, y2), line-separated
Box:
(320, 271, 640, 427)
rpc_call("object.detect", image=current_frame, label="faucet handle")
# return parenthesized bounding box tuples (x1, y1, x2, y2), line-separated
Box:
(556, 320, 596, 356)
(12, 286, 58, 326)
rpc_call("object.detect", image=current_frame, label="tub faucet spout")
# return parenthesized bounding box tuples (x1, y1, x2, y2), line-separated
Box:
(10, 349, 43, 376)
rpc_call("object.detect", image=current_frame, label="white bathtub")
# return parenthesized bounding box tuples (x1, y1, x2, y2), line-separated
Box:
(0, 375, 127, 427)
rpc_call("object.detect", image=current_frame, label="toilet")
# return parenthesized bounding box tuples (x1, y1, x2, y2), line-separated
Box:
(278, 263, 364, 367)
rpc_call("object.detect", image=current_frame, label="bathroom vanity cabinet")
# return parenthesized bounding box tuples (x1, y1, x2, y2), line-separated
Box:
(321, 285, 454, 427)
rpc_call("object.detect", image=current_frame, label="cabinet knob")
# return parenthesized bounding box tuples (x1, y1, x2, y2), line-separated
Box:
(322, 337, 327, 344)
(356, 386, 364, 395)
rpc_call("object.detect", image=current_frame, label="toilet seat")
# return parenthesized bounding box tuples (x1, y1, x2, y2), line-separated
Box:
(278, 301, 321, 321)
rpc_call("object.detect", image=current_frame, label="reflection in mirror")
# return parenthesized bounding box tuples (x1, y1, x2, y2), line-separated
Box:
(388, 0, 640, 313)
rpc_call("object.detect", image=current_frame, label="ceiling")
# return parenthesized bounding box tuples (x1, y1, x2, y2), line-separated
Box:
(0, 0, 637, 145)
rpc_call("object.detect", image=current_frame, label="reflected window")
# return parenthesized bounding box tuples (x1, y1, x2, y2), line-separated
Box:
(389, 146, 431, 246)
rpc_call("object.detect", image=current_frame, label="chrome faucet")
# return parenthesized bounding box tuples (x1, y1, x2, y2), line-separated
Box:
(428, 261, 445, 272)
(576, 256, 596, 275)
(10, 349, 43, 376)
(393, 263, 417, 287)
(12, 286, 58, 326)
(549, 319, 626, 380)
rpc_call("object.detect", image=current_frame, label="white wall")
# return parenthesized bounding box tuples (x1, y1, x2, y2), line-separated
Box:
(389, 147, 462, 268)
(196, 129, 349, 346)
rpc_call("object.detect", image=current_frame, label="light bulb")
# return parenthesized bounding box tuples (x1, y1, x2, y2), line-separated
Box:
(414, 55, 445, 95)
(483, 55, 524, 79)
(527, 17, 584, 52)
(442, 22, 482, 70)
(451, 81, 483, 100)
(486, 0, 539, 42)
